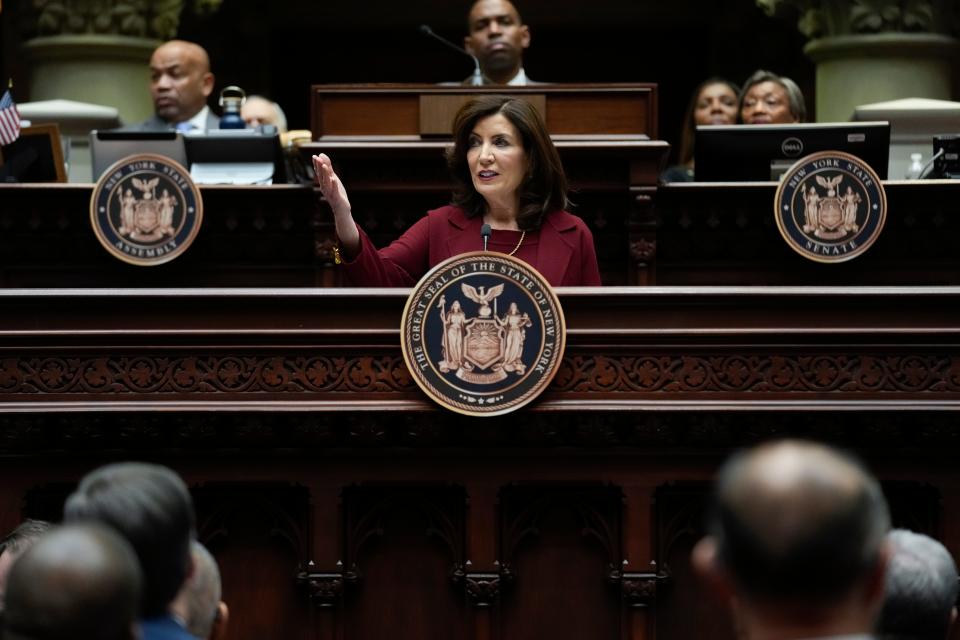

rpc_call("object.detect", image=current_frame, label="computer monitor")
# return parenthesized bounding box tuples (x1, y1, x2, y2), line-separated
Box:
(90, 130, 187, 180)
(695, 122, 891, 182)
(182, 128, 285, 184)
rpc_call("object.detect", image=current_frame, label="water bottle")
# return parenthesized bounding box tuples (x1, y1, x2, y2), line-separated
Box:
(219, 86, 247, 129)
(905, 152, 923, 179)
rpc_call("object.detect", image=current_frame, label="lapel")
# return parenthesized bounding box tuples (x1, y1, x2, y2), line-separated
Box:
(444, 208, 576, 285)
(445, 207, 484, 257)
(534, 210, 576, 285)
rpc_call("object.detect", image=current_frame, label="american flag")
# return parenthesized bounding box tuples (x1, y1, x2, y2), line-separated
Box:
(0, 90, 22, 146)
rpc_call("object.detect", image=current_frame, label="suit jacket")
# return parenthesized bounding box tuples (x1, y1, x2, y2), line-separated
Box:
(140, 614, 198, 640)
(341, 205, 601, 287)
(122, 111, 220, 132)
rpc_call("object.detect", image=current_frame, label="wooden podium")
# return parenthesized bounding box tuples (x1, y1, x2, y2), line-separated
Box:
(303, 84, 669, 286)
(5, 83, 960, 640)
(2, 287, 960, 640)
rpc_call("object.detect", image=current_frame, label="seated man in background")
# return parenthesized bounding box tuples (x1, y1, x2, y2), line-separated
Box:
(127, 40, 218, 132)
(464, 0, 534, 85)
(878, 529, 959, 640)
(170, 541, 229, 640)
(1, 523, 141, 640)
(0, 520, 51, 613)
(693, 440, 890, 640)
(64, 462, 198, 640)
(241, 95, 287, 133)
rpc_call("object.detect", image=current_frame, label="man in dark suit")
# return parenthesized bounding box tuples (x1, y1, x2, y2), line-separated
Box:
(464, 0, 535, 85)
(692, 440, 891, 640)
(64, 462, 199, 640)
(126, 40, 219, 132)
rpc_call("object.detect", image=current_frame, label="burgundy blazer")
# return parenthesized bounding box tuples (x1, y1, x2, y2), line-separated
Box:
(341, 205, 601, 287)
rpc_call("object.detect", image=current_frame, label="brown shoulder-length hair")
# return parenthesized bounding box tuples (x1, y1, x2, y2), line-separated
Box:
(678, 77, 740, 168)
(447, 95, 569, 232)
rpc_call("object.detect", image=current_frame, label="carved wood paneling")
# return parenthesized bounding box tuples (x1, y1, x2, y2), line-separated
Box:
(499, 486, 622, 639)
(5, 351, 960, 400)
(341, 485, 467, 639)
(192, 484, 311, 640)
(5, 411, 960, 455)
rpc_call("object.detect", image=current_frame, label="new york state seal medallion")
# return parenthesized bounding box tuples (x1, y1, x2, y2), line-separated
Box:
(774, 151, 886, 263)
(401, 252, 566, 417)
(90, 153, 203, 266)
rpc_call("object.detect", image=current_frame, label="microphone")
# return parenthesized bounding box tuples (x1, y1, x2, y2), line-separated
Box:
(419, 24, 485, 86)
(480, 223, 491, 251)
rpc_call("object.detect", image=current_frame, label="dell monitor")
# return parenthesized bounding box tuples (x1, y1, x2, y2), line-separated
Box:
(695, 121, 891, 182)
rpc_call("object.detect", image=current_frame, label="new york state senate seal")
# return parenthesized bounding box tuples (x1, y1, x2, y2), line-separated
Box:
(774, 151, 887, 263)
(90, 153, 203, 266)
(401, 252, 566, 417)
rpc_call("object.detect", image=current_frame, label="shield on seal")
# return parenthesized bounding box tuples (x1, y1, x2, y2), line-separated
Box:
(464, 318, 503, 370)
(818, 197, 843, 231)
(134, 199, 161, 233)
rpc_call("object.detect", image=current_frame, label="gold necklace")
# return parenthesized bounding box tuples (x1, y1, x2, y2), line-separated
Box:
(507, 230, 525, 256)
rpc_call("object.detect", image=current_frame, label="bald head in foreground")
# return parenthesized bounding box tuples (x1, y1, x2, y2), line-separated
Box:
(2, 524, 141, 640)
(693, 440, 891, 640)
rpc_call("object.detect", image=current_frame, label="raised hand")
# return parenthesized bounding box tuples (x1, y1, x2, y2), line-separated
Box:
(311, 153, 359, 254)
(312, 153, 352, 218)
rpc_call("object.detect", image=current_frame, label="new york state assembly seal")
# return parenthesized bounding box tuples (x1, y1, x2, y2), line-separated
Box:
(401, 252, 566, 417)
(774, 151, 887, 263)
(90, 153, 203, 266)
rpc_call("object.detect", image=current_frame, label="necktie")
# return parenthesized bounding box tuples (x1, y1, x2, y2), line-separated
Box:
(175, 121, 194, 133)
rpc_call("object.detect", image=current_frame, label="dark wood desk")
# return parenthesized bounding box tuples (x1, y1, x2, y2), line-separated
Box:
(2, 179, 957, 288)
(647, 180, 960, 285)
(310, 84, 659, 138)
(1, 287, 960, 640)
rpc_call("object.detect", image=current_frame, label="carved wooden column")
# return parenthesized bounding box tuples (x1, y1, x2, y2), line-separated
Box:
(620, 484, 660, 639)
(462, 483, 499, 640)
(18, 0, 222, 124)
(758, 0, 960, 121)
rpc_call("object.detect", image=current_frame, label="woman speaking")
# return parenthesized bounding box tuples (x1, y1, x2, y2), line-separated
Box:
(312, 95, 601, 287)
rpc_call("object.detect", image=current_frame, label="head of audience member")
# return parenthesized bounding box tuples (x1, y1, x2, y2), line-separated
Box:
(677, 77, 740, 169)
(447, 95, 568, 232)
(0, 520, 51, 613)
(739, 69, 806, 125)
(878, 529, 959, 640)
(464, 0, 530, 84)
(240, 95, 288, 133)
(170, 541, 229, 640)
(63, 462, 196, 619)
(693, 439, 891, 640)
(149, 40, 215, 125)
(2, 523, 141, 640)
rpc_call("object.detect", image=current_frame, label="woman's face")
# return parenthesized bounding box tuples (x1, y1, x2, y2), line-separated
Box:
(467, 113, 528, 207)
(740, 81, 796, 124)
(694, 83, 738, 126)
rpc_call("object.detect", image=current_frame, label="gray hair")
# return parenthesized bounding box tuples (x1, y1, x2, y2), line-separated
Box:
(182, 541, 222, 639)
(740, 69, 807, 123)
(879, 529, 959, 640)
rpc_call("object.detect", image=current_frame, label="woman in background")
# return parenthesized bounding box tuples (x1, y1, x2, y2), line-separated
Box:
(660, 78, 739, 183)
(739, 69, 806, 124)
